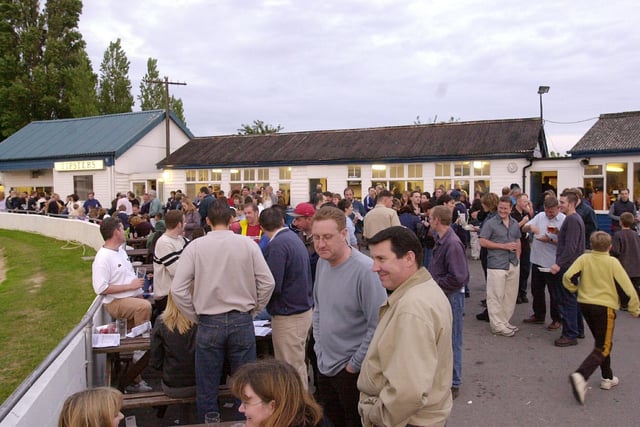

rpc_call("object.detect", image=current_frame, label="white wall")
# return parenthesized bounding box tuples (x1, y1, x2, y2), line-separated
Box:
(0, 213, 103, 252)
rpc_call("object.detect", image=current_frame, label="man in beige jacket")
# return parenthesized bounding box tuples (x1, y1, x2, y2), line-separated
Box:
(358, 226, 453, 427)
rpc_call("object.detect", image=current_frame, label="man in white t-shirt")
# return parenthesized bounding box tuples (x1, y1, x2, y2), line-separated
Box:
(92, 217, 152, 327)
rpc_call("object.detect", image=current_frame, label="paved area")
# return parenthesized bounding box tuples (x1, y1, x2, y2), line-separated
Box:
(125, 256, 640, 426)
(450, 259, 640, 426)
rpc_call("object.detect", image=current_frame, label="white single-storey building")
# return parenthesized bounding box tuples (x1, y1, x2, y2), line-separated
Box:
(0, 110, 193, 205)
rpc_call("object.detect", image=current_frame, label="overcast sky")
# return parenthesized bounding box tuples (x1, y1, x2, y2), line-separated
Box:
(78, 0, 640, 154)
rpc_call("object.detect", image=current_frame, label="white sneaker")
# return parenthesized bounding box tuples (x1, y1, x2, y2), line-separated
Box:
(493, 329, 515, 337)
(506, 324, 520, 332)
(125, 381, 153, 393)
(570, 372, 587, 404)
(600, 376, 619, 390)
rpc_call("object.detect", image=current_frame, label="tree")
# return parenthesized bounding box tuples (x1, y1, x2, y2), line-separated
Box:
(98, 38, 133, 114)
(67, 52, 98, 117)
(237, 120, 283, 135)
(0, 0, 45, 138)
(138, 58, 164, 110)
(138, 57, 187, 125)
(0, 0, 94, 139)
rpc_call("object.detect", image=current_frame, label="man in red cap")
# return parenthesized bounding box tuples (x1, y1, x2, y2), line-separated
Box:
(291, 202, 318, 280)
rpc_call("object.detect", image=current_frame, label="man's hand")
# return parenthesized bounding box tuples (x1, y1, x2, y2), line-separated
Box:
(550, 264, 560, 275)
(130, 278, 144, 290)
(345, 362, 357, 374)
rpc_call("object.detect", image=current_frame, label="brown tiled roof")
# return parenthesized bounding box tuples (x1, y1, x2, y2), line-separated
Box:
(158, 117, 545, 168)
(569, 111, 640, 155)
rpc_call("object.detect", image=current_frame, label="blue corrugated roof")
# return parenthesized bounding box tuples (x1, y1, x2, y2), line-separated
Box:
(0, 110, 194, 162)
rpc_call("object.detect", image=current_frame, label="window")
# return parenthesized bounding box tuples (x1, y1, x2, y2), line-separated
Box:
(279, 167, 291, 180)
(257, 168, 269, 182)
(185, 170, 197, 182)
(584, 164, 604, 210)
(454, 161, 471, 176)
(606, 162, 627, 209)
(408, 164, 422, 178)
(73, 175, 93, 199)
(473, 161, 490, 176)
(230, 169, 241, 181)
(435, 163, 450, 177)
(243, 169, 255, 181)
(197, 170, 208, 182)
(372, 165, 386, 179)
(210, 169, 222, 181)
(389, 165, 404, 179)
(347, 165, 361, 179)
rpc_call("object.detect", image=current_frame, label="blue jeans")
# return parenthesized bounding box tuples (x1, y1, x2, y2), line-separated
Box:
(552, 270, 584, 340)
(423, 247, 433, 270)
(448, 291, 465, 387)
(195, 311, 256, 421)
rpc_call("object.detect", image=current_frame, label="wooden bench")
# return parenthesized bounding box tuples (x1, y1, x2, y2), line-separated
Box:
(122, 385, 234, 417)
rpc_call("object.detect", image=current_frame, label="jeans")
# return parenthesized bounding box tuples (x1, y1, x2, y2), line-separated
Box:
(195, 311, 256, 421)
(423, 247, 433, 270)
(448, 291, 465, 387)
(552, 270, 584, 340)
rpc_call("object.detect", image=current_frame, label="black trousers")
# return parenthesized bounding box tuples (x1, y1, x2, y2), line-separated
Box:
(575, 303, 616, 380)
(317, 368, 362, 427)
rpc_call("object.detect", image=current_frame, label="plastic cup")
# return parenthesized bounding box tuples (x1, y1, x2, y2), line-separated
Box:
(135, 266, 146, 279)
(116, 319, 127, 338)
(204, 411, 220, 424)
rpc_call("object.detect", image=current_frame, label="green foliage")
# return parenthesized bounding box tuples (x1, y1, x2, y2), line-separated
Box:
(98, 38, 133, 114)
(138, 58, 164, 110)
(67, 52, 99, 117)
(0, 0, 92, 138)
(237, 119, 283, 135)
(0, 230, 96, 401)
(138, 58, 187, 125)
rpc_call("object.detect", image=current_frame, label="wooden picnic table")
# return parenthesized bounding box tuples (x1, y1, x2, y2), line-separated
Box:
(126, 237, 148, 249)
(126, 247, 152, 263)
(94, 336, 150, 390)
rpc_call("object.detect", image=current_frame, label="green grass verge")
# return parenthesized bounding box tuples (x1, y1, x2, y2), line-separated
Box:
(0, 230, 96, 402)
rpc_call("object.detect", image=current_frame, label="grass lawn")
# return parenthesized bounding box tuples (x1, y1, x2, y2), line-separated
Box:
(0, 230, 96, 402)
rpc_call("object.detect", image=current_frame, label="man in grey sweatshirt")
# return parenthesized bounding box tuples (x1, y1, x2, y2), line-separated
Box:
(311, 206, 387, 427)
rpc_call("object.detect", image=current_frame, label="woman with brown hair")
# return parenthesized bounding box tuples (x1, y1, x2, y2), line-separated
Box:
(58, 387, 123, 427)
(181, 196, 202, 240)
(231, 359, 325, 427)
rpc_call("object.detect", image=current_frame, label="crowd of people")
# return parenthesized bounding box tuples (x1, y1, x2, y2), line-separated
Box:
(58, 180, 640, 425)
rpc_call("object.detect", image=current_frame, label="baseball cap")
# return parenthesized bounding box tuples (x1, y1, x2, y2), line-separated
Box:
(291, 202, 315, 217)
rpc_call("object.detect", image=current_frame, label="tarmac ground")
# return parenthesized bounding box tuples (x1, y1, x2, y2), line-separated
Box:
(124, 255, 640, 426)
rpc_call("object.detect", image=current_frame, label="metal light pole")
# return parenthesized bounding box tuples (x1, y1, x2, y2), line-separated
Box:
(538, 85, 550, 124)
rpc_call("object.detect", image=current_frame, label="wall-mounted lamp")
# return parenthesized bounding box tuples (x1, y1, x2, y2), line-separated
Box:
(580, 158, 590, 166)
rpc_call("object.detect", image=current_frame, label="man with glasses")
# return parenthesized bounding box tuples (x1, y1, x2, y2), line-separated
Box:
(311, 206, 386, 427)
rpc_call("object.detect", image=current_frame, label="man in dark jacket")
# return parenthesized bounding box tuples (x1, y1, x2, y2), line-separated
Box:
(608, 188, 636, 233)
(429, 205, 469, 399)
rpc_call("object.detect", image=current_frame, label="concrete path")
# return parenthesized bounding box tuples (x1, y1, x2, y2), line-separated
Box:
(450, 258, 640, 426)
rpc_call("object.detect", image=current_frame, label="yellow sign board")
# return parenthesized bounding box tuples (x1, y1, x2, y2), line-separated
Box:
(54, 160, 104, 171)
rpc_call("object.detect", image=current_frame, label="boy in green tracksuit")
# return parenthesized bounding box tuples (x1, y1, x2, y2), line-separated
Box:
(564, 231, 640, 405)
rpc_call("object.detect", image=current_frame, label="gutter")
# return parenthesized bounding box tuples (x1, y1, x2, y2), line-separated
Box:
(522, 158, 534, 192)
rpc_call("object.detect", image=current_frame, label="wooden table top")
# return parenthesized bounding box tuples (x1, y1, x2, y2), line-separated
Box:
(93, 336, 150, 354)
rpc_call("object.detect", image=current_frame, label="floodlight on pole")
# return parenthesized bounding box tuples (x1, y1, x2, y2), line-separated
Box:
(538, 86, 550, 124)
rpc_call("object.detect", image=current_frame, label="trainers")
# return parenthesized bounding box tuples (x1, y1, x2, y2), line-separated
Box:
(600, 376, 619, 390)
(493, 328, 515, 337)
(570, 372, 587, 404)
(506, 324, 520, 332)
(125, 381, 153, 393)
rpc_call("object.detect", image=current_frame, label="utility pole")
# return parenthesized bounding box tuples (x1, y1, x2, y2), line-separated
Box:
(146, 77, 187, 157)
